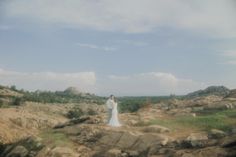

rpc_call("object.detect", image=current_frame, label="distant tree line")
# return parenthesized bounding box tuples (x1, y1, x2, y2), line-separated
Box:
(21, 90, 105, 105)
(0, 85, 106, 107)
(1, 85, 185, 113)
(118, 96, 178, 113)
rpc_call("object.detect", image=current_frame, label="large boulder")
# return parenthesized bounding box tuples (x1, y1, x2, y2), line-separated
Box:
(207, 101, 235, 109)
(0, 137, 44, 157)
(115, 132, 140, 148)
(47, 147, 78, 157)
(209, 129, 226, 139)
(225, 89, 236, 98)
(141, 125, 170, 133)
(174, 147, 228, 157)
(104, 149, 122, 157)
(220, 134, 236, 148)
(5, 145, 29, 157)
(131, 134, 170, 154)
(182, 133, 208, 148)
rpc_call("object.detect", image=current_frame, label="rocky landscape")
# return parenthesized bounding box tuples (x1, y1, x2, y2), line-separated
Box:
(0, 86, 236, 157)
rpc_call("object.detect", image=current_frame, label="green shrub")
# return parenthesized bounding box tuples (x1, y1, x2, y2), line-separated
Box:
(39, 130, 73, 148)
(118, 96, 179, 113)
(10, 85, 17, 91)
(119, 102, 144, 113)
(0, 99, 3, 108)
(11, 97, 25, 106)
(87, 108, 97, 115)
(66, 107, 84, 119)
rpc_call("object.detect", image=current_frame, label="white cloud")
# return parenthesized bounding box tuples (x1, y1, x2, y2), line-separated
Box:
(0, 69, 206, 96)
(76, 42, 116, 51)
(3, 0, 236, 37)
(221, 50, 236, 65)
(0, 68, 96, 92)
(225, 60, 236, 65)
(222, 50, 236, 57)
(0, 25, 11, 31)
(116, 40, 149, 47)
(98, 72, 206, 96)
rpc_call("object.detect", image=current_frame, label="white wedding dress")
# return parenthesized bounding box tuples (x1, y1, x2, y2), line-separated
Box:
(108, 102, 121, 127)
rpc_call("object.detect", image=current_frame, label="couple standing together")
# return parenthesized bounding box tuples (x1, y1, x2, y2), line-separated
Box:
(106, 95, 121, 127)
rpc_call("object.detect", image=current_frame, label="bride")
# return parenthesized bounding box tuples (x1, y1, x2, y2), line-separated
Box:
(107, 96, 121, 127)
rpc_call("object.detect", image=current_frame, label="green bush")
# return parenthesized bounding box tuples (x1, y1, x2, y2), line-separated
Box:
(0, 99, 3, 108)
(39, 130, 73, 148)
(119, 102, 144, 113)
(10, 85, 17, 91)
(11, 97, 25, 106)
(87, 108, 97, 115)
(118, 96, 178, 113)
(66, 107, 84, 119)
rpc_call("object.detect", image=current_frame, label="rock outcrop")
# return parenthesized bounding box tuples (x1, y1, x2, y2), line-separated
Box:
(0, 137, 44, 157)
(185, 86, 230, 99)
(0, 103, 70, 143)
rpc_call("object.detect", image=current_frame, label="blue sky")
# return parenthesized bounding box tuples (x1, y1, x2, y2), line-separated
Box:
(0, 0, 236, 96)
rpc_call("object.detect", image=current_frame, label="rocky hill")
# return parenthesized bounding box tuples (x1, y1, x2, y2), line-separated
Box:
(185, 86, 230, 99)
(0, 86, 23, 107)
(0, 85, 23, 97)
(0, 85, 105, 107)
(64, 87, 82, 95)
(226, 89, 236, 99)
(0, 102, 71, 144)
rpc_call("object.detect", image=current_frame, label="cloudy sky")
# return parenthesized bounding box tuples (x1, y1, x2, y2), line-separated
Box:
(0, 0, 236, 96)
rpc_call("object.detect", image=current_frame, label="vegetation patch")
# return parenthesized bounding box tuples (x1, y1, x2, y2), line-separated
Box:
(0, 85, 106, 107)
(39, 130, 73, 148)
(149, 109, 236, 132)
(66, 106, 98, 119)
(66, 107, 84, 119)
(22, 90, 105, 104)
(118, 96, 180, 113)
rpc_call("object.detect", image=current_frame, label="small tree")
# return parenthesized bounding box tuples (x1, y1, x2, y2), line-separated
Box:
(12, 97, 25, 106)
(10, 85, 17, 91)
(87, 108, 97, 115)
(66, 107, 83, 119)
(0, 99, 3, 108)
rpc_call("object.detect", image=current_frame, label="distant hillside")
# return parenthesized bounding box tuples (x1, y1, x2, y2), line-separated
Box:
(225, 89, 236, 98)
(185, 86, 230, 99)
(0, 85, 22, 97)
(0, 85, 23, 107)
(0, 85, 105, 107)
(23, 88, 105, 105)
(63, 87, 81, 95)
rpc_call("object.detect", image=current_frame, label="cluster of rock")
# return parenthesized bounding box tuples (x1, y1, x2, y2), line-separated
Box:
(0, 137, 44, 157)
(152, 92, 236, 116)
(0, 103, 70, 143)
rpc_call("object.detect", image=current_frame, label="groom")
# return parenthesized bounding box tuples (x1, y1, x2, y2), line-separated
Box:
(106, 95, 114, 123)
